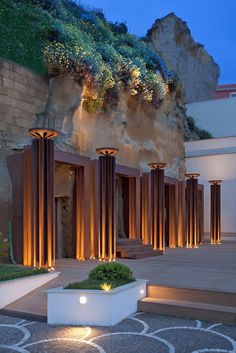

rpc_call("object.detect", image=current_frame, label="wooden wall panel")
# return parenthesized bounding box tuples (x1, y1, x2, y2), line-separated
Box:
(210, 181, 221, 244)
(177, 181, 186, 247)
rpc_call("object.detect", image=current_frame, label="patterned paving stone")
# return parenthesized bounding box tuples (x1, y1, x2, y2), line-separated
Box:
(0, 314, 235, 353)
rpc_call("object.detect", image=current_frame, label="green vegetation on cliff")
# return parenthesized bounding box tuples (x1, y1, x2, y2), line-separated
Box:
(0, 0, 181, 112)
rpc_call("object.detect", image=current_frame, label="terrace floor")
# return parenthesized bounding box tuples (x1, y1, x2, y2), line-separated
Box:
(3, 242, 236, 318)
(1, 312, 236, 353)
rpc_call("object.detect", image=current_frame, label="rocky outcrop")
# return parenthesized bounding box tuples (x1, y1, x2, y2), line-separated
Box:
(146, 13, 220, 103)
(35, 73, 186, 177)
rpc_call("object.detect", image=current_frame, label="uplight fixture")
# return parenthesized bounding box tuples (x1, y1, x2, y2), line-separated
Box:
(79, 296, 87, 304)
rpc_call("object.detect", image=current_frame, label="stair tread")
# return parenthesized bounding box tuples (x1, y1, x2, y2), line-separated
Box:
(124, 249, 162, 254)
(140, 297, 236, 313)
(117, 238, 142, 242)
(123, 250, 162, 259)
(119, 246, 153, 252)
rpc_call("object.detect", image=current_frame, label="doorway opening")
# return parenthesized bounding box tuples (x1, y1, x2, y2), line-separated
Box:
(116, 175, 129, 239)
(54, 163, 76, 258)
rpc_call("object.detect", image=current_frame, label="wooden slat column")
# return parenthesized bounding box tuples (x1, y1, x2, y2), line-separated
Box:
(185, 173, 200, 248)
(128, 177, 137, 239)
(75, 167, 85, 260)
(141, 173, 151, 245)
(27, 128, 58, 268)
(96, 147, 119, 260)
(167, 185, 178, 248)
(209, 180, 222, 245)
(149, 163, 166, 251)
(177, 180, 186, 247)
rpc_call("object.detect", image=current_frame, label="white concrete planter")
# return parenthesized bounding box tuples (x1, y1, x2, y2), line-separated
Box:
(47, 279, 147, 326)
(0, 271, 59, 309)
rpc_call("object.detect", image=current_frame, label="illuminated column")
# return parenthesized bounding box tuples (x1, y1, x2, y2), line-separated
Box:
(209, 180, 222, 245)
(28, 128, 58, 267)
(177, 180, 186, 247)
(96, 147, 119, 260)
(185, 173, 200, 248)
(149, 163, 166, 251)
(141, 172, 151, 245)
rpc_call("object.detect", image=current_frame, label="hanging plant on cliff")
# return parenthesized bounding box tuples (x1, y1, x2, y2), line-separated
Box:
(2, 0, 182, 112)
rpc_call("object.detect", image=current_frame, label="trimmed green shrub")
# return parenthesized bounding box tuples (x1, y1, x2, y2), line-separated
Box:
(65, 263, 135, 290)
(89, 262, 134, 283)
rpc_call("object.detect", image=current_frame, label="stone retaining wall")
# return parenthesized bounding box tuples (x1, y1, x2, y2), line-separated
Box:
(0, 59, 49, 238)
(0, 59, 48, 137)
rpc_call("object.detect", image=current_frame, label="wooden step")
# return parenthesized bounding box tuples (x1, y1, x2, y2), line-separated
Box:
(116, 238, 163, 259)
(122, 249, 163, 259)
(117, 244, 153, 252)
(117, 238, 143, 246)
(147, 285, 236, 307)
(138, 297, 236, 325)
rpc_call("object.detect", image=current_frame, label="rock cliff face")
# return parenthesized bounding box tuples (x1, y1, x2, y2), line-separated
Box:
(147, 13, 220, 103)
(36, 73, 186, 177)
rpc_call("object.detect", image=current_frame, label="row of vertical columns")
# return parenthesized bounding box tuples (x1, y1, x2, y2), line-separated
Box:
(23, 130, 222, 265)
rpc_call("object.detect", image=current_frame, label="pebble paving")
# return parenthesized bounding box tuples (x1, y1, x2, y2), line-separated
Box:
(0, 313, 236, 353)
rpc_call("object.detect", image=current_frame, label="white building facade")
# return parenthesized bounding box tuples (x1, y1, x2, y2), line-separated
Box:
(185, 137, 236, 238)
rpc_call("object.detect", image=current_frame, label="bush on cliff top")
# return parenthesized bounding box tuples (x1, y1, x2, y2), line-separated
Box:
(0, 0, 182, 112)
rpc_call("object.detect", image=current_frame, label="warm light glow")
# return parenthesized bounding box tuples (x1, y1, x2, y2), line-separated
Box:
(100, 283, 112, 291)
(140, 289, 144, 295)
(28, 128, 59, 139)
(79, 296, 87, 304)
(96, 147, 119, 156)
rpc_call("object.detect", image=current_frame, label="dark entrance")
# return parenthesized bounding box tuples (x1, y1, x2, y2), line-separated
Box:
(116, 175, 129, 238)
(54, 163, 76, 258)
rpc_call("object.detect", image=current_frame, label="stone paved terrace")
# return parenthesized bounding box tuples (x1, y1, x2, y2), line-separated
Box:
(0, 312, 236, 352)
(4, 243, 236, 318)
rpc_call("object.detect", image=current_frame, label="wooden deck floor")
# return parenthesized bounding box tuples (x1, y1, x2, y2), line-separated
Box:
(4, 242, 236, 317)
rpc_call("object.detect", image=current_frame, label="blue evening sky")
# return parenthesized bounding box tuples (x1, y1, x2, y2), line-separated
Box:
(80, 0, 236, 84)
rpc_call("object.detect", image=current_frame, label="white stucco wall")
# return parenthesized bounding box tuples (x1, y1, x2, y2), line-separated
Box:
(186, 98, 236, 138)
(185, 137, 236, 234)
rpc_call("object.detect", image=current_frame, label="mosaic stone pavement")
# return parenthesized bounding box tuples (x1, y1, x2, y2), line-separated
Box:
(0, 313, 236, 353)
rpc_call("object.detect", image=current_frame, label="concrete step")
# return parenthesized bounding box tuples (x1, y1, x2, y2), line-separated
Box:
(138, 297, 236, 325)
(147, 285, 236, 307)
(122, 249, 163, 259)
